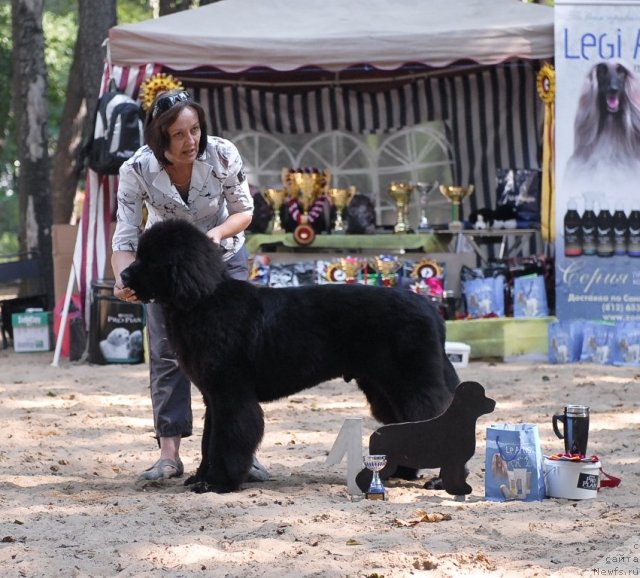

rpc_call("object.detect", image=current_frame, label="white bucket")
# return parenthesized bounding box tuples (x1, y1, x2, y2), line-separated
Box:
(544, 458, 601, 500)
(445, 341, 470, 369)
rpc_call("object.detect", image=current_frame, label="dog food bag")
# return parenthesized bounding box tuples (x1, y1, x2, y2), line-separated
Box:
(513, 274, 548, 318)
(548, 319, 584, 364)
(580, 320, 616, 365)
(613, 321, 640, 366)
(88, 280, 145, 365)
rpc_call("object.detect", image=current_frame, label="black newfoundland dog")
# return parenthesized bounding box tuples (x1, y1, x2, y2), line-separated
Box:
(121, 220, 459, 493)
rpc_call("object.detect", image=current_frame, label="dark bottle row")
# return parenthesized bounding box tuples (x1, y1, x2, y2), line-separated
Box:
(564, 201, 640, 258)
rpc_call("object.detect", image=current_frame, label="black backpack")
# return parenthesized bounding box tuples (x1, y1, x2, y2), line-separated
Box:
(87, 83, 144, 175)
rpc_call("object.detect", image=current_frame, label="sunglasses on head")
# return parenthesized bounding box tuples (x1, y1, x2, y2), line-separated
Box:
(151, 90, 192, 119)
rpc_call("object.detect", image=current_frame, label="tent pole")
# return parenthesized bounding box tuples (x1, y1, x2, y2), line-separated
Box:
(51, 226, 83, 367)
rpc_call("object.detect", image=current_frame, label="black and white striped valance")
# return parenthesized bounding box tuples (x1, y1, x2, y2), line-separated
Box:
(185, 61, 543, 224)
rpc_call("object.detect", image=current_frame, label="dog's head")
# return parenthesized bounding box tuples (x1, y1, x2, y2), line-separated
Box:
(107, 327, 130, 346)
(120, 220, 229, 307)
(596, 61, 629, 114)
(452, 381, 496, 417)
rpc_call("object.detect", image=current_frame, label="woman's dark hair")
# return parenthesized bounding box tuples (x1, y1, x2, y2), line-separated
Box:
(144, 89, 208, 165)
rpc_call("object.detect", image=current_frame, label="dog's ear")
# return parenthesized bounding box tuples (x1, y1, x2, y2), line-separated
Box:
(574, 64, 602, 150)
(622, 63, 640, 136)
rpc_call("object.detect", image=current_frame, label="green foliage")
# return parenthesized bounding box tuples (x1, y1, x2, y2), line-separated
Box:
(0, 0, 155, 248)
(119, 0, 154, 24)
(43, 7, 77, 145)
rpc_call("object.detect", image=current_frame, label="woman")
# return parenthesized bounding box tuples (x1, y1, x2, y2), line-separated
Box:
(111, 89, 268, 483)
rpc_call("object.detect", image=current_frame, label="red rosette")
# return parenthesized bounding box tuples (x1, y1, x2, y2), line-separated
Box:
(293, 224, 316, 246)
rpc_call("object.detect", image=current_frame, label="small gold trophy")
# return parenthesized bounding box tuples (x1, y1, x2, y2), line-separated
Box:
(388, 182, 414, 233)
(371, 255, 401, 286)
(262, 188, 287, 234)
(340, 256, 366, 284)
(439, 185, 475, 231)
(327, 186, 357, 233)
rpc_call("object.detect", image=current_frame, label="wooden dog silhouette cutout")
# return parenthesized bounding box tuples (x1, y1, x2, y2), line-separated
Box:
(356, 381, 495, 496)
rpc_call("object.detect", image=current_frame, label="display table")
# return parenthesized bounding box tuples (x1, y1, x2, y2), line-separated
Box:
(246, 228, 540, 264)
(245, 232, 450, 254)
(456, 228, 540, 265)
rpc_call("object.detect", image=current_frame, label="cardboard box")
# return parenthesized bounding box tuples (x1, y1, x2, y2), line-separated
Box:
(12, 310, 53, 352)
(52, 223, 116, 305)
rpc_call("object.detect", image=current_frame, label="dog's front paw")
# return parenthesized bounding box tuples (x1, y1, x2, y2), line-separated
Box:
(184, 472, 204, 486)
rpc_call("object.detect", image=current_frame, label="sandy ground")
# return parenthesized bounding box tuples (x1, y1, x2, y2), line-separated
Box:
(0, 348, 638, 578)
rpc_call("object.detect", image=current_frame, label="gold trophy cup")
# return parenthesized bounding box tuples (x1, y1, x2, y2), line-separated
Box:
(327, 186, 357, 233)
(388, 182, 414, 233)
(439, 185, 475, 231)
(340, 256, 367, 284)
(262, 188, 287, 234)
(283, 168, 330, 223)
(371, 255, 402, 286)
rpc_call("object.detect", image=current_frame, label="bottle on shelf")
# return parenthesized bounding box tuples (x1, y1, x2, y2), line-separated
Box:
(563, 198, 582, 257)
(612, 204, 628, 256)
(596, 201, 614, 257)
(628, 208, 640, 257)
(581, 200, 598, 256)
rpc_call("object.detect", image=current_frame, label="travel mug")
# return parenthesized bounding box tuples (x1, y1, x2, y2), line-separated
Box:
(552, 405, 590, 455)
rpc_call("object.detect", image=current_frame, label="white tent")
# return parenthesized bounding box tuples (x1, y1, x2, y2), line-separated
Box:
(105, 0, 554, 215)
(109, 0, 553, 73)
(53, 0, 554, 366)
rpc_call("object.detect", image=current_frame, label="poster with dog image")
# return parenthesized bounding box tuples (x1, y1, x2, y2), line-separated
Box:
(554, 0, 640, 322)
(88, 281, 145, 365)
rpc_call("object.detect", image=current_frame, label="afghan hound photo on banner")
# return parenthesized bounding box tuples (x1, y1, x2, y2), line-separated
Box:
(562, 59, 640, 209)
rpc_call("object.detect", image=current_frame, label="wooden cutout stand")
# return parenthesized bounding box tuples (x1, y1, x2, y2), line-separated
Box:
(325, 417, 363, 496)
(354, 381, 496, 496)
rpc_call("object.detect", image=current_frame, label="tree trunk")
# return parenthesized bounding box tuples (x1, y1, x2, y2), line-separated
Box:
(11, 0, 54, 306)
(50, 0, 116, 225)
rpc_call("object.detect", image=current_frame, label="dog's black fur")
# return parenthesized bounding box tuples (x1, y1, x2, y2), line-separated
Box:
(121, 219, 459, 493)
(356, 381, 495, 496)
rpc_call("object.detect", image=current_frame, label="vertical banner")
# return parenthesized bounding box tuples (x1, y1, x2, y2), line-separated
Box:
(555, 0, 640, 321)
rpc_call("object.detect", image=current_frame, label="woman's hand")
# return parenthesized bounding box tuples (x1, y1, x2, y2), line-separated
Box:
(206, 228, 222, 246)
(113, 282, 139, 303)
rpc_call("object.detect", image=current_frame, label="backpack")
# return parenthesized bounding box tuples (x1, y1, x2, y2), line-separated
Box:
(87, 85, 144, 175)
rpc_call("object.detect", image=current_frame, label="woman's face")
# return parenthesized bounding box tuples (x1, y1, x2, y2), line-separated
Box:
(164, 106, 201, 166)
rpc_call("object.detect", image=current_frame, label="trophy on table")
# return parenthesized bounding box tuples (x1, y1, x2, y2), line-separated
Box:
(262, 187, 287, 234)
(363, 454, 387, 500)
(388, 182, 414, 234)
(371, 255, 401, 286)
(415, 181, 439, 231)
(340, 256, 367, 284)
(439, 184, 475, 231)
(327, 186, 357, 233)
(282, 167, 331, 245)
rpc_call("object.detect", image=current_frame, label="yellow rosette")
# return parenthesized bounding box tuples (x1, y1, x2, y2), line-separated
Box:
(139, 73, 185, 112)
(537, 63, 555, 243)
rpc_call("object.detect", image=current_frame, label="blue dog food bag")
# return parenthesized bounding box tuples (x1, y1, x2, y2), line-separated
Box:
(548, 319, 584, 364)
(513, 274, 548, 318)
(613, 321, 640, 366)
(580, 321, 616, 365)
